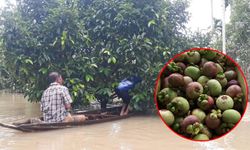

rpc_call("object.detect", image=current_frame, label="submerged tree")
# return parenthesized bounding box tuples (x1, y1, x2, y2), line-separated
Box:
(0, 0, 191, 110)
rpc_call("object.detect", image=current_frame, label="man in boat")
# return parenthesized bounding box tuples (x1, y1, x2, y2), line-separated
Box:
(114, 76, 142, 116)
(40, 72, 87, 123)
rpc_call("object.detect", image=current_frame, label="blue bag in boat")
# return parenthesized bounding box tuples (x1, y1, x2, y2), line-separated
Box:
(116, 76, 142, 91)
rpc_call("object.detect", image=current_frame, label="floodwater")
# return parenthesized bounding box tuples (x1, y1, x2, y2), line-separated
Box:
(0, 92, 250, 150)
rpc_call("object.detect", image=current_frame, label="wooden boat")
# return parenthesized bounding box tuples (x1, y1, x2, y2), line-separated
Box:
(0, 106, 132, 132)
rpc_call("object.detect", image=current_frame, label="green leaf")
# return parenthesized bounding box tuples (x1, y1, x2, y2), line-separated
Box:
(69, 36, 75, 45)
(108, 57, 116, 64)
(148, 20, 156, 27)
(90, 64, 98, 68)
(103, 50, 111, 55)
(39, 68, 48, 74)
(73, 91, 77, 97)
(85, 74, 94, 82)
(61, 31, 67, 49)
(69, 79, 75, 84)
(20, 67, 28, 75)
(111, 57, 117, 64)
(24, 59, 33, 65)
(78, 83, 85, 88)
(52, 37, 58, 46)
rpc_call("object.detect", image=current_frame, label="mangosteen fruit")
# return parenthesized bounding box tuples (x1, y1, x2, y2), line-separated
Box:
(197, 94, 214, 111)
(193, 134, 210, 140)
(200, 58, 208, 67)
(172, 117, 184, 133)
(225, 70, 237, 81)
(162, 77, 170, 88)
(206, 79, 222, 96)
(197, 76, 209, 86)
(174, 53, 187, 62)
(216, 95, 234, 111)
(205, 111, 221, 129)
(186, 82, 204, 99)
(168, 73, 185, 88)
(216, 63, 224, 73)
(159, 110, 175, 126)
(157, 88, 177, 104)
(226, 85, 242, 99)
(181, 115, 202, 135)
(202, 61, 218, 78)
(186, 51, 201, 64)
(167, 62, 181, 73)
(176, 62, 186, 73)
(184, 66, 201, 80)
(200, 126, 212, 139)
(222, 109, 241, 124)
(216, 73, 228, 88)
(227, 80, 239, 87)
(167, 97, 190, 116)
(183, 76, 193, 87)
(191, 108, 206, 123)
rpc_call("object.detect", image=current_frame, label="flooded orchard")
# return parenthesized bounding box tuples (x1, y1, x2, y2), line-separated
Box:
(0, 92, 249, 150)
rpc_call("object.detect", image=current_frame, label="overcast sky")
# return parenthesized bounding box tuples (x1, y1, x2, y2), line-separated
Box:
(0, 0, 230, 32)
(187, 0, 231, 31)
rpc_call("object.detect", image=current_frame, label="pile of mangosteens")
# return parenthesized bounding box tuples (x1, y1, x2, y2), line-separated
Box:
(157, 49, 246, 141)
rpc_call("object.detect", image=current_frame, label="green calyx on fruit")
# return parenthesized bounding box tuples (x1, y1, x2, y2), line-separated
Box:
(216, 95, 234, 111)
(206, 79, 222, 96)
(210, 109, 222, 118)
(216, 72, 225, 79)
(216, 72, 228, 88)
(201, 50, 217, 60)
(167, 62, 181, 73)
(159, 110, 175, 126)
(186, 82, 203, 99)
(176, 62, 186, 73)
(205, 109, 222, 129)
(184, 66, 201, 80)
(181, 115, 201, 134)
(157, 88, 177, 104)
(197, 94, 214, 110)
(167, 97, 190, 116)
(186, 122, 203, 135)
(222, 109, 241, 124)
(205, 115, 221, 129)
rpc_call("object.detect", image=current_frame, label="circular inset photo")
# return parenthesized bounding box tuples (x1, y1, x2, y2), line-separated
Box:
(154, 48, 248, 141)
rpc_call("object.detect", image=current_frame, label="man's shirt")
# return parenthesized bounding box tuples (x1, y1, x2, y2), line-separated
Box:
(40, 82, 72, 123)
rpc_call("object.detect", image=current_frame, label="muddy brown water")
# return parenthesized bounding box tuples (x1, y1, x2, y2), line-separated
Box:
(0, 92, 249, 150)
